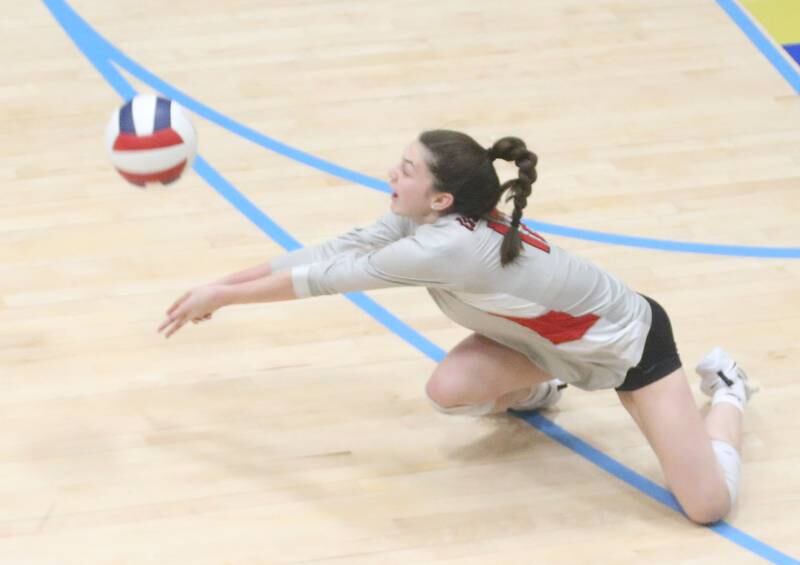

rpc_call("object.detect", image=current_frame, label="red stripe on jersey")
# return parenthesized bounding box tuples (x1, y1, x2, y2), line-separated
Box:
(113, 129, 183, 151)
(456, 216, 477, 231)
(494, 310, 599, 345)
(117, 160, 187, 185)
(487, 220, 551, 253)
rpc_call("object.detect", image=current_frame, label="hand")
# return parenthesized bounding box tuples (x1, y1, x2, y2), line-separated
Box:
(158, 284, 225, 338)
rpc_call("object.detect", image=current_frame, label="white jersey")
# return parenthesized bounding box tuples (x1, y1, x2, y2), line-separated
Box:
(270, 211, 652, 390)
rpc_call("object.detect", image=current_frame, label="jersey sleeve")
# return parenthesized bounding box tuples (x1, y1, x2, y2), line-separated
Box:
(270, 212, 414, 273)
(290, 225, 465, 297)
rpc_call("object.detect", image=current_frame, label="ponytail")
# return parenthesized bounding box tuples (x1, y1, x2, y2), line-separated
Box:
(418, 130, 538, 267)
(486, 137, 538, 265)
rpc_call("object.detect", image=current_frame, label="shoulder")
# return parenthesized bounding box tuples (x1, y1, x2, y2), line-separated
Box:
(372, 211, 417, 236)
(417, 213, 480, 239)
(412, 214, 478, 252)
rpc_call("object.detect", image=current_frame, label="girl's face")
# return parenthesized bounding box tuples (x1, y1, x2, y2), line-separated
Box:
(387, 141, 453, 224)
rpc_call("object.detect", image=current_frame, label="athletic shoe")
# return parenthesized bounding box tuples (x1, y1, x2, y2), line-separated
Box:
(509, 379, 567, 411)
(695, 347, 758, 400)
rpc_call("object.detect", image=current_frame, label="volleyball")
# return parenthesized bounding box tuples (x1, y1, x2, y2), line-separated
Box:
(105, 93, 197, 187)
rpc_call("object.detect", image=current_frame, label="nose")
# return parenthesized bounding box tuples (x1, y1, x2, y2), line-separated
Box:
(388, 168, 398, 182)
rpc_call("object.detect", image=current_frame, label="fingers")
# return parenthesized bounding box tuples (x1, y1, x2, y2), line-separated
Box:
(159, 309, 213, 338)
(158, 314, 182, 336)
(160, 290, 216, 338)
(159, 302, 188, 336)
(167, 292, 190, 317)
(158, 311, 188, 338)
(165, 317, 187, 338)
(160, 291, 192, 337)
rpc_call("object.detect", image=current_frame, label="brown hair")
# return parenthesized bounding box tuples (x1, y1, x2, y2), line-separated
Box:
(418, 130, 538, 265)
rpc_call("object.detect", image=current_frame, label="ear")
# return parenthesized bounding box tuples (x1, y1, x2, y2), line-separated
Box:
(431, 191, 454, 211)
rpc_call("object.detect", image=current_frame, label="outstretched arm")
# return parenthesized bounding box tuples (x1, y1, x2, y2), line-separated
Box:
(206, 213, 413, 287)
(158, 220, 462, 339)
(213, 261, 273, 285)
(157, 270, 296, 338)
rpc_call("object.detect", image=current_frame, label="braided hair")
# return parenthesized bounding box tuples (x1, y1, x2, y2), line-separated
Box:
(418, 130, 539, 266)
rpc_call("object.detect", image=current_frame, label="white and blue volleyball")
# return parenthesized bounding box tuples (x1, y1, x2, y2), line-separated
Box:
(106, 93, 197, 187)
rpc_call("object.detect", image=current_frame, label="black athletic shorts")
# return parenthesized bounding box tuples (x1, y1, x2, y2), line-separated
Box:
(615, 295, 682, 392)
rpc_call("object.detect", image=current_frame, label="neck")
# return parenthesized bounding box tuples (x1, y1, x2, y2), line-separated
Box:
(416, 210, 443, 225)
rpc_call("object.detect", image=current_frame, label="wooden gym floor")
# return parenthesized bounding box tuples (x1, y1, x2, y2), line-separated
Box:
(1, 1, 798, 563)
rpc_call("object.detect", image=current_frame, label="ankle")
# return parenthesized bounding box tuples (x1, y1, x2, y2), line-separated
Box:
(711, 380, 747, 412)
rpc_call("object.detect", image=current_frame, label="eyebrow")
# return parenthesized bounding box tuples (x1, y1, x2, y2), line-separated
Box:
(402, 157, 415, 172)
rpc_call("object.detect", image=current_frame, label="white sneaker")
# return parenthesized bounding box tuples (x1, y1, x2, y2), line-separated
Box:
(695, 347, 758, 400)
(509, 379, 567, 411)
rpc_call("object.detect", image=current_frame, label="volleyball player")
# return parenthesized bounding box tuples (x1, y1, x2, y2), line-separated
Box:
(159, 130, 756, 524)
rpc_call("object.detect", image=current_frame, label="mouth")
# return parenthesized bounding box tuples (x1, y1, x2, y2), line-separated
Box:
(391, 192, 398, 200)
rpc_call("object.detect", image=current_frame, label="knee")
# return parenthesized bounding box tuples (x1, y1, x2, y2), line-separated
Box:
(682, 492, 731, 525)
(684, 441, 741, 525)
(425, 372, 464, 409)
(425, 372, 496, 416)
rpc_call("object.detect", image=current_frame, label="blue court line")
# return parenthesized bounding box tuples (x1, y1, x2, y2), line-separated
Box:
(42, 1, 799, 563)
(525, 220, 800, 258)
(521, 412, 799, 565)
(195, 156, 449, 362)
(44, 0, 443, 361)
(716, 0, 800, 94)
(44, 0, 800, 259)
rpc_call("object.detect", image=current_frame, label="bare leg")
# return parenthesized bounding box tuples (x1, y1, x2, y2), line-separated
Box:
(617, 368, 735, 524)
(426, 333, 552, 414)
(617, 391, 642, 430)
(618, 381, 744, 455)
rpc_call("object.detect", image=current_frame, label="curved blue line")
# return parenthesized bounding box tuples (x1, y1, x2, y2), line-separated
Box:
(194, 156, 448, 360)
(44, 0, 800, 259)
(525, 220, 800, 259)
(44, 2, 386, 193)
(197, 154, 800, 565)
(42, 2, 800, 562)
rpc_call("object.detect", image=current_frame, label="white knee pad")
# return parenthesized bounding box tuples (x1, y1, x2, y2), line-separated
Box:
(427, 396, 496, 417)
(711, 439, 741, 507)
